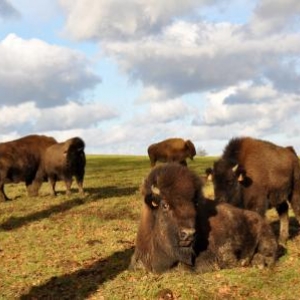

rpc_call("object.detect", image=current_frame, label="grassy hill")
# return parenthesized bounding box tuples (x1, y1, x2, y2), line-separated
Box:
(0, 156, 299, 299)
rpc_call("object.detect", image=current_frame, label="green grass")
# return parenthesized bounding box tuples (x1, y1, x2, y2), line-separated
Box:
(0, 156, 300, 299)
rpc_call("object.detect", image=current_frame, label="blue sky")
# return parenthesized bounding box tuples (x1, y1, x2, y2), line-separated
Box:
(1, 0, 300, 156)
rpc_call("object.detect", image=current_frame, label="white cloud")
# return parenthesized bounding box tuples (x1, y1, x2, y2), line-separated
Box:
(35, 101, 119, 131)
(0, 34, 100, 107)
(59, 0, 219, 41)
(103, 20, 300, 101)
(0, 102, 39, 134)
(0, 100, 118, 138)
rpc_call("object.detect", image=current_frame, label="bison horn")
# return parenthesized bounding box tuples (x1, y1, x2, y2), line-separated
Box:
(232, 164, 239, 172)
(151, 185, 160, 195)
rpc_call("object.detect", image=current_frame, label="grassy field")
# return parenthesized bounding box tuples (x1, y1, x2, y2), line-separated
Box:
(0, 155, 300, 300)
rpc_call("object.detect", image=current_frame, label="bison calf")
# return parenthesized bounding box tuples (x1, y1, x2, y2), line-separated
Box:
(44, 137, 86, 196)
(147, 138, 196, 167)
(130, 164, 278, 273)
(0, 134, 57, 201)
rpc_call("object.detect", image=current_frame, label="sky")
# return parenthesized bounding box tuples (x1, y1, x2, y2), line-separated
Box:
(1, 0, 300, 156)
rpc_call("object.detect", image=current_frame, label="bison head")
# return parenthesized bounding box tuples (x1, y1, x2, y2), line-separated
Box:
(132, 163, 202, 272)
(63, 137, 86, 167)
(185, 140, 196, 160)
(212, 159, 246, 207)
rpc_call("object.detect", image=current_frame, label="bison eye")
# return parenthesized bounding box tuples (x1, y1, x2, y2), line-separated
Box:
(161, 201, 169, 211)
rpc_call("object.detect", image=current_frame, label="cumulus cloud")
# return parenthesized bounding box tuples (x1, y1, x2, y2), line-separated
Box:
(249, 0, 300, 35)
(0, 0, 20, 20)
(103, 20, 300, 101)
(35, 101, 119, 131)
(134, 99, 193, 124)
(0, 100, 118, 136)
(59, 0, 220, 41)
(199, 82, 300, 138)
(0, 34, 100, 107)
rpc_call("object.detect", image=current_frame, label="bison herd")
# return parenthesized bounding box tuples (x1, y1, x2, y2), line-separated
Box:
(1, 134, 300, 275)
(0, 134, 86, 201)
(132, 136, 300, 274)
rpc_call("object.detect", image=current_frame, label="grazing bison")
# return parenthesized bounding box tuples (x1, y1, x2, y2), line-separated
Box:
(210, 137, 300, 244)
(130, 163, 277, 273)
(0, 134, 57, 201)
(44, 137, 86, 196)
(147, 138, 196, 167)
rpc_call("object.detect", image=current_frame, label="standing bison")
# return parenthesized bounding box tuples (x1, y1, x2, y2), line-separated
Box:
(210, 137, 300, 244)
(130, 163, 277, 273)
(147, 138, 196, 167)
(44, 137, 86, 196)
(0, 134, 57, 201)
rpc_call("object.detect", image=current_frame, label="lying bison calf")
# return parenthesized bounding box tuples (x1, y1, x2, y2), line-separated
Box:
(44, 137, 86, 196)
(130, 164, 278, 273)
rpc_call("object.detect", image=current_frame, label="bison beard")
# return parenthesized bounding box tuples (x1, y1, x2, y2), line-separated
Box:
(130, 163, 199, 273)
(44, 137, 86, 196)
(131, 164, 278, 273)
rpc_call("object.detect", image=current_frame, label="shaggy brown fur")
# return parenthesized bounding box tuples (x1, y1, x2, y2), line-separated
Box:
(0, 134, 57, 201)
(195, 199, 278, 272)
(130, 164, 278, 273)
(212, 137, 300, 244)
(147, 138, 196, 167)
(44, 137, 86, 196)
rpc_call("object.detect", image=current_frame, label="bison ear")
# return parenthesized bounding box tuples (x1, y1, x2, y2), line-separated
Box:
(144, 194, 160, 209)
(144, 185, 161, 209)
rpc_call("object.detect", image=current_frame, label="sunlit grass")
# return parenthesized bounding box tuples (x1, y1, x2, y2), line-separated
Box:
(0, 156, 299, 299)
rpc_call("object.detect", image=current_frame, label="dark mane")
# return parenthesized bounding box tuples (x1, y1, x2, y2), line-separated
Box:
(222, 137, 245, 165)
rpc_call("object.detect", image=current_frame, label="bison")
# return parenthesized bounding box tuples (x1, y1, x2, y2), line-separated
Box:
(147, 138, 196, 167)
(0, 134, 57, 201)
(44, 137, 86, 196)
(209, 137, 300, 244)
(130, 163, 278, 273)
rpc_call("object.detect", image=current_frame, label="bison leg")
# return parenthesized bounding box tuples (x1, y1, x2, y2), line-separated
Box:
(195, 250, 220, 273)
(75, 175, 84, 195)
(276, 201, 289, 244)
(48, 177, 57, 196)
(65, 178, 72, 196)
(289, 191, 300, 229)
(26, 180, 42, 197)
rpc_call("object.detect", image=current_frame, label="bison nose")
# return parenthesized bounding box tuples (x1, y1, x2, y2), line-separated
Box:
(180, 228, 196, 241)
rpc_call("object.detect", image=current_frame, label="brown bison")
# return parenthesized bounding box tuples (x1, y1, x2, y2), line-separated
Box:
(44, 137, 86, 196)
(0, 134, 57, 201)
(147, 138, 196, 167)
(209, 137, 300, 244)
(130, 163, 277, 273)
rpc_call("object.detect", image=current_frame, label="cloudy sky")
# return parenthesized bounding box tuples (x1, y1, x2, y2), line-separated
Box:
(1, 0, 300, 155)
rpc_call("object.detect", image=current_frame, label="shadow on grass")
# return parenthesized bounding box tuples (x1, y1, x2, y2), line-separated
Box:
(0, 186, 138, 231)
(20, 247, 134, 300)
(85, 186, 138, 200)
(0, 198, 86, 231)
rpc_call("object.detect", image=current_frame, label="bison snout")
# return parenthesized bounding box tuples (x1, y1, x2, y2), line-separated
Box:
(179, 228, 196, 246)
